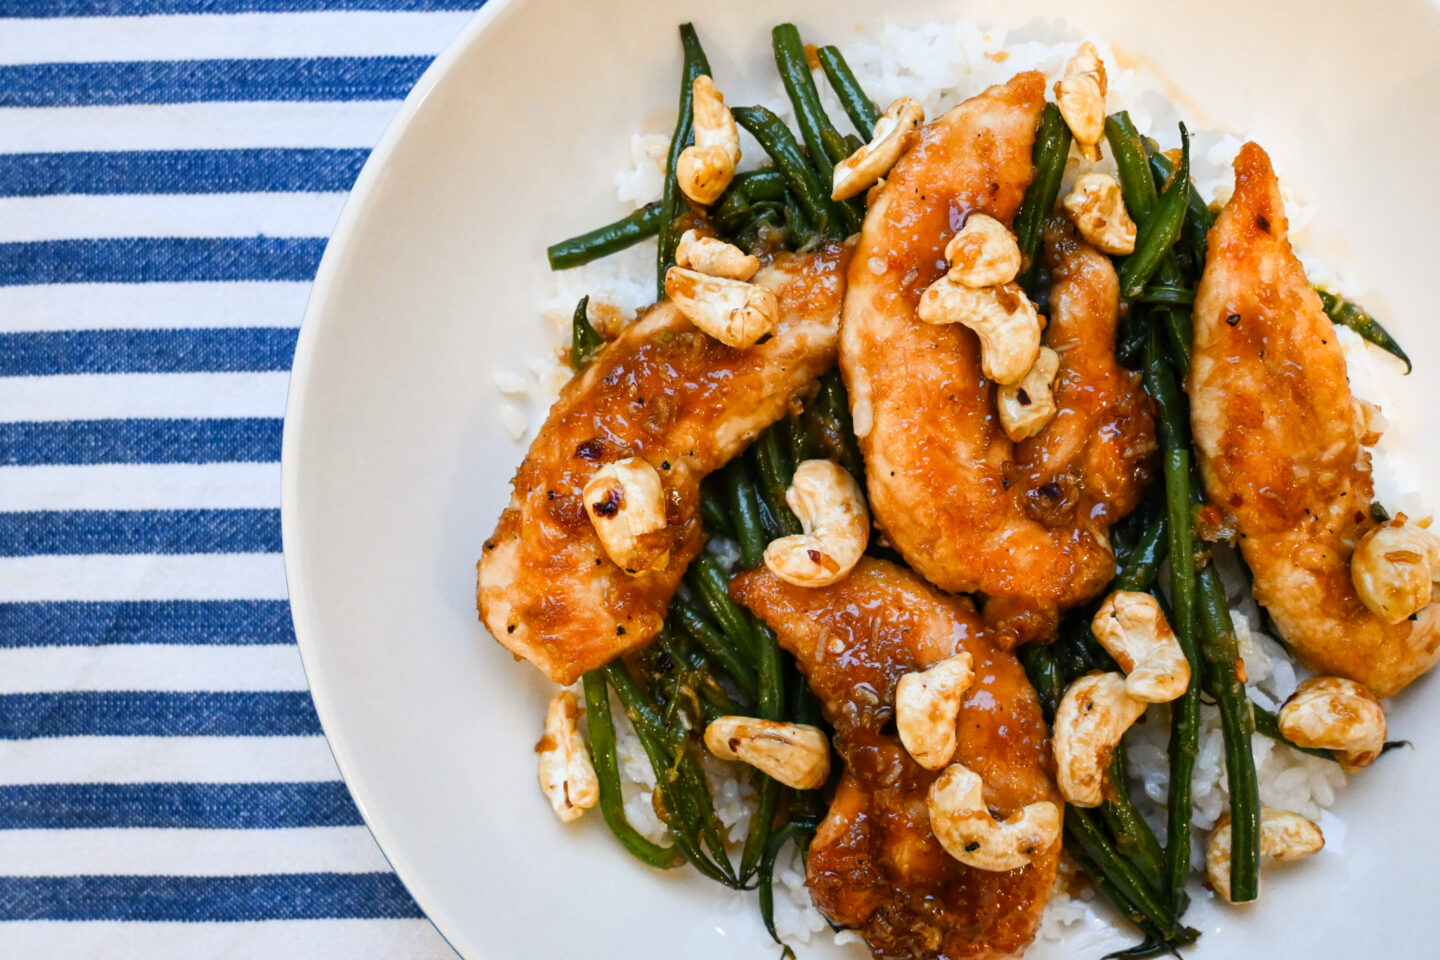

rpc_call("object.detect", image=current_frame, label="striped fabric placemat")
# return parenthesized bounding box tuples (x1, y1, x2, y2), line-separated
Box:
(0, 2, 486, 956)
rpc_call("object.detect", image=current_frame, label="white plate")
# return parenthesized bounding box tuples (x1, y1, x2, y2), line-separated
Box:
(282, 1, 1440, 957)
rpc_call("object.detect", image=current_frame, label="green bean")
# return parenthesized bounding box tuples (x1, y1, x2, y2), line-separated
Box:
(1315, 288, 1411, 373)
(733, 105, 846, 239)
(669, 599, 759, 698)
(658, 629, 742, 719)
(1147, 146, 1212, 272)
(1113, 510, 1169, 593)
(1133, 284, 1195, 306)
(784, 413, 814, 467)
(1099, 745, 1168, 898)
(657, 24, 712, 298)
(604, 661, 739, 887)
(1114, 310, 1147, 370)
(700, 478, 736, 538)
(1014, 103, 1073, 295)
(1066, 807, 1196, 941)
(686, 552, 757, 654)
(1118, 125, 1190, 299)
(751, 428, 802, 537)
(568, 295, 604, 369)
(739, 614, 789, 882)
(1018, 643, 1064, 721)
(712, 171, 791, 238)
(810, 369, 864, 478)
(1105, 113, 1160, 225)
(1196, 564, 1261, 903)
(1140, 330, 1203, 912)
(547, 203, 662, 271)
(1252, 704, 1334, 762)
(816, 45, 882, 137)
(758, 820, 818, 958)
(581, 671, 683, 869)
(1068, 844, 1194, 958)
(722, 457, 768, 569)
(815, 128, 846, 168)
(733, 169, 789, 202)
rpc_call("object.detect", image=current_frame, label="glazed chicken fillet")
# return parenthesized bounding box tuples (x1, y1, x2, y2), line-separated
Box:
(733, 558, 1062, 960)
(840, 71, 1154, 642)
(478, 245, 848, 684)
(1189, 143, 1440, 698)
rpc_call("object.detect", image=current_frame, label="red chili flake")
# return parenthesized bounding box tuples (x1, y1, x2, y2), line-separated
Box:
(575, 439, 605, 461)
(807, 549, 822, 564)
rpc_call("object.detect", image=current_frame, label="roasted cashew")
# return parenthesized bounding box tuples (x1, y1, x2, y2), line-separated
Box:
(674, 229, 759, 281)
(703, 716, 830, 790)
(997, 345, 1060, 442)
(1351, 513, 1440, 624)
(1278, 676, 1387, 771)
(1206, 807, 1324, 903)
(676, 75, 740, 205)
(582, 457, 670, 575)
(927, 762, 1061, 872)
(763, 459, 869, 587)
(1055, 42, 1108, 161)
(831, 96, 925, 201)
(916, 279, 1042, 385)
(943, 213, 1022, 288)
(1091, 591, 1191, 703)
(664, 266, 779, 349)
(537, 690, 599, 823)
(1053, 672, 1148, 807)
(1062, 172, 1136, 255)
(896, 653, 975, 770)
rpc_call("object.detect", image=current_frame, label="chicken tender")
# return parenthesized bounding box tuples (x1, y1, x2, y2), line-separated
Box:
(732, 558, 1061, 960)
(1190, 142, 1440, 697)
(478, 245, 848, 684)
(841, 70, 1153, 642)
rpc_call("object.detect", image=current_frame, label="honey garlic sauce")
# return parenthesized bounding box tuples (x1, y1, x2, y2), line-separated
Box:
(732, 559, 1060, 960)
(478, 243, 849, 685)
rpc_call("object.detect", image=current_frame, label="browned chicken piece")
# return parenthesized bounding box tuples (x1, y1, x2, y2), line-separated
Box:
(1190, 142, 1440, 697)
(840, 69, 1154, 644)
(732, 558, 1061, 960)
(477, 245, 848, 684)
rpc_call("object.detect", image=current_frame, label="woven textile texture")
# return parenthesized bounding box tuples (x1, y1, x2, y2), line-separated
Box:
(0, 2, 489, 956)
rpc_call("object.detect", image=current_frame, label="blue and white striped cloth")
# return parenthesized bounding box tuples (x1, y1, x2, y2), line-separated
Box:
(0, 2, 486, 956)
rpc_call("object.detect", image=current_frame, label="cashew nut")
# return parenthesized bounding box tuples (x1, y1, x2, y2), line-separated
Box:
(676, 75, 740, 205)
(1091, 591, 1191, 703)
(536, 690, 599, 823)
(1206, 807, 1324, 903)
(896, 653, 975, 771)
(762, 459, 870, 587)
(703, 716, 830, 790)
(674, 229, 759, 281)
(927, 762, 1061, 872)
(916, 279, 1042, 385)
(1053, 672, 1148, 807)
(1062, 172, 1136, 255)
(943, 213, 1022, 288)
(1351, 513, 1440, 624)
(1055, 42, 1108, 161)
(831, 96, 925, 201)
(997, 346, 1060, 442)
(1278, 676, 1387, 771)
(665, 266, 779, 349)
(582, 457, 670, 575)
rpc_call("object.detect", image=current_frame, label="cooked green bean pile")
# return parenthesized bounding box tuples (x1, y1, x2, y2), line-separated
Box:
(542, 22, 1412, 959)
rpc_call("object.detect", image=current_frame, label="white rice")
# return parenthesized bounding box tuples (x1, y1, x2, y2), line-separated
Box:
(526, 19, 1423, 953)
